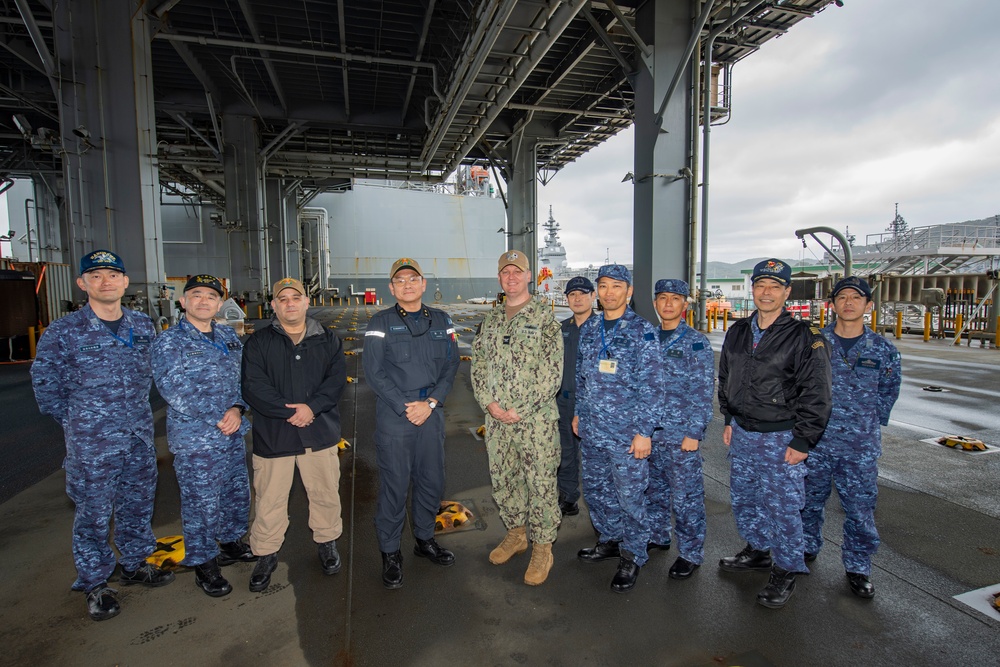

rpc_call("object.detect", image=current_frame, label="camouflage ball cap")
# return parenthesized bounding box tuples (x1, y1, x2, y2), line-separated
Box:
(272, 277, 307, 297)
(80, 249, 126, 275)
(184, 274, 225, 297)
(654, 278, 690, 297)
(831, 275, 872, 300)
(498, 250, 529, 273)
(390, 257, 423, 278)
(597, 263, 631, 286)
(751, 258, 792, 286)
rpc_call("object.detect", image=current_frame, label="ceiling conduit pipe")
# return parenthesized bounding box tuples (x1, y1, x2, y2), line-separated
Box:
(442, 0, 590, 177)
(182, 164, 226, 198)
(698, 0, 770, 330)
(419, 0, 518, 172)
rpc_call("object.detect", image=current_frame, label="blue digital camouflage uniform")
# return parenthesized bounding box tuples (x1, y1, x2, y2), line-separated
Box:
(31, 304, 158, 592)
(647, 320, 714, 565)
(575, 307, 665, 566)
(363, 304, 460, 552)
(801, 324, 901, 576)
(152, 317, 251, 566)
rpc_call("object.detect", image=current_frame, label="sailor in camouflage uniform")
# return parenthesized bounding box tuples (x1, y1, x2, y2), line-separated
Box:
(646, 279, 714, 581)
(718, 258, 832, 609)
(31, 249, 174, 622)
(573, 264, 665, 593)
(152, 275, 257, 599)
(472, 250, 563, 586)
(363, 258, 460, 590)
(802, 276, 901, 599)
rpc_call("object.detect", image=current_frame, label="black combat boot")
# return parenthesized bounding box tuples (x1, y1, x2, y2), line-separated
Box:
(577, 540, 621, 563)
(249, 553, 278, 592)
(318, 540, 342, 575)
(86, 584, 120, 622)
(382, 551, 403, 589)
(610, 551, 640, 593)
(414, 537, 455, 566)
(719, 543, 773, 572)
(217, 539, 257, 566)
(757, 566, 797, 608)
(194, 558, 232, 597)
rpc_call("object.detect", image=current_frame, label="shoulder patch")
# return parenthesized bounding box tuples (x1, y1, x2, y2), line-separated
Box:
(644, 332, 655, 341)
(811, 340, 825, 350)
(692, 342, 704, 351)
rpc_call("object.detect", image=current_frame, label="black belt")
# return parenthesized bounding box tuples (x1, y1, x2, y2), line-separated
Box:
(736, 417, 795, 433)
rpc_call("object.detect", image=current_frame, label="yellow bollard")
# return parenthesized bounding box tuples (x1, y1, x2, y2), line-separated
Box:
(28, 326, 37, 358)
(723, 309, 729, 331)
(819, 307, 825, 328)
(954, 313, 963, 345)
(924, 312, 932, 342)
(871, 310, 877, 333)
(257, 304, 263, 319)
(895, 311, 903, 340)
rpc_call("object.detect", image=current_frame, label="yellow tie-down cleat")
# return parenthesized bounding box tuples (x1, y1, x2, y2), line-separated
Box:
(936, 435, 987, 451)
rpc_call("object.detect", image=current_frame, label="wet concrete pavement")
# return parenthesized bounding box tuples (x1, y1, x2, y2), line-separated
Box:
(1, 303, 998, 666)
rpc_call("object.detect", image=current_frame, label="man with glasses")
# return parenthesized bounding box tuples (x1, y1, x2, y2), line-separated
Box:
(801, 276, 900, 599)
(363, 258, 460, 589)
(573, 264, 665, 592)
(152, 275, 256, 599)
(472, 250, 563, 586)
(718, 258, 831, 609)
(32, 249, 174, 622)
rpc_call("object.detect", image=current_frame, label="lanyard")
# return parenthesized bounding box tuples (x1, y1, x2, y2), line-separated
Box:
(108, 324, 134, 348)
(600, 318, 621, 359)
(662, 327, 689, 352)
(183, 320, 229, 355)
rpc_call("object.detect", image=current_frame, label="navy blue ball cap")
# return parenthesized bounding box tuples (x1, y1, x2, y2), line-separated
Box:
(564, 276, 594, 295)
(751, 258, 791, 286)
(831, 275, 872, 300)
(80, 249, 126, 275)
(184, 274, 225, 297)
(597, 263, 631, 286)
(654, 278, 690, 297)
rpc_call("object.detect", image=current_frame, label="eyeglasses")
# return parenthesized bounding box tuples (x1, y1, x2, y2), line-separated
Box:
(392, 276, 423, 285)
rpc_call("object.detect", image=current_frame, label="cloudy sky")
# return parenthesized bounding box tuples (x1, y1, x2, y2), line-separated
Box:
(537, 0, 1000, 267)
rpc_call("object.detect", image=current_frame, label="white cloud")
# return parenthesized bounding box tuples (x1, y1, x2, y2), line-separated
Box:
(537, 0, 1000, 266)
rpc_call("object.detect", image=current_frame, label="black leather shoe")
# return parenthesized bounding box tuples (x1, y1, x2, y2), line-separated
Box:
(846, 572, 875, 599)
(610, 553, 640, 593)
(668, 556, 700, 580)
(217, 540, 257, 566)
(120, 562, 175, 587)
(86, 584, 120, 622)
(318, 540, 342, 575)
(804, 551, 817, 563)
(719, 544, 773, 572)
(757, 566, 797, 608)
(559, 500, 579, 516)
(578, 540, 621, 563)
(194, 559, 232, 597)
(647, 541, 671, 552)
(382, 551, 403, 589)
(414, 538, 455, 566)
(249, 553, 278, 592)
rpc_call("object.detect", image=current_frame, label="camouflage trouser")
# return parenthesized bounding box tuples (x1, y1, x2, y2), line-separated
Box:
(581, 442, 650, 566)
(485, 416, 560, 544)
(802, 447, 880, 575)
(174, 434, 252, 566)
(729, 421, 808, 573)
(647, 433, 706, 564)
(65, 434, 157, 592)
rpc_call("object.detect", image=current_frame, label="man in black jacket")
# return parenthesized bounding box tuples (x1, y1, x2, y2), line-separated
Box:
(717, 259, 831, 609)
(241, 277, 347, 592)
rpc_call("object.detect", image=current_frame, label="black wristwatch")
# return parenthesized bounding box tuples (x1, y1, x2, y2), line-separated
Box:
(232, 404, 247, 416)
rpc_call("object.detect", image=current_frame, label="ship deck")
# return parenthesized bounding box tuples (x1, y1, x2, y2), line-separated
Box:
(1, 303, 998, 666)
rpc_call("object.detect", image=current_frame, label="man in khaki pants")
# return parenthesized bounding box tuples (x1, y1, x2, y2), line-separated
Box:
(241, 278, 348, 592)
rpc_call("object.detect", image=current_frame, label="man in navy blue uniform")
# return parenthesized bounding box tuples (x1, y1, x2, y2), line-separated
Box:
(802, 276, 901, 599)
(573, 264, 665, 592)
(32, 249, 174, 622)
(152, 274, 257, 598)
(556, 276, 595, 517)
(363, 258, 460, 589)
(718, 258, 831, 608)
(242, 277, 347, 592)
(647, 279, 714, 580)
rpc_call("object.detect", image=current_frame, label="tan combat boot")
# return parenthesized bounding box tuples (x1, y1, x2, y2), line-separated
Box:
(523, 542, 553, 586)
(489, 526, 528, 564)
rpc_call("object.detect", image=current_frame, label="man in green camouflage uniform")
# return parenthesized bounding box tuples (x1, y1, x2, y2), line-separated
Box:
(472, 250, 563, 586)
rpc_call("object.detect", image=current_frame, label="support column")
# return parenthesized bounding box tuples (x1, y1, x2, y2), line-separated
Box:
(504, 129, 539, 286)
(264, 178, 285, 284)
(222, 114, 267, 303)
(282, 185, 302, 281)
(52, 1, 164, 309)
(631, 0, 696, 323)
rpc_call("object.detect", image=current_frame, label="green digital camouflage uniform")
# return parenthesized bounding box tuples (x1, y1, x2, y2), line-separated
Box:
(472, 298, 563, 544)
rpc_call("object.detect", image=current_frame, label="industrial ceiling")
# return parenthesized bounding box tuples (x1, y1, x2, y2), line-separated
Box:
(0, 0, 839, 204)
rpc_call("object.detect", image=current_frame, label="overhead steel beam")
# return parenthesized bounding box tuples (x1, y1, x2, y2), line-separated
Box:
(13, 0, 57, 91)
(337, 0, 350, 119)
(507, 102, 627, 120)
(169, 112, 221, 160)
(442, 0, 590, 177)
(602, 0, 650, 58)
(237, 0, 288, 114)
(400, 0, 436, 124)
(164, 33, 225, 103)
(526, 9, 613, 109)
(581, 8, 632, 74)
